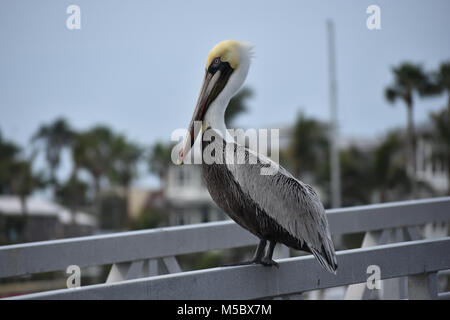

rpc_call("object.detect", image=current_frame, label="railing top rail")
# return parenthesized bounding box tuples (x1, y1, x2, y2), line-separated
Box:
(1, 197, 449, 279)
(327, 196, 450, 234)
(9, 237, 450, 300)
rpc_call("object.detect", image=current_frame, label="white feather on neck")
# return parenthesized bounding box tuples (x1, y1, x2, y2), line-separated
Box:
(203, 43, 252, 143)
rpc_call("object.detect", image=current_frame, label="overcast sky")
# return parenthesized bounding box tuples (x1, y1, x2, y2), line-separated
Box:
(1, 0, 449, 187)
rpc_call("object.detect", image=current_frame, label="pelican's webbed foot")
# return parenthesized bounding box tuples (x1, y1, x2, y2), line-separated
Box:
(221, 257, 278, 268)
(221, 260, 259, 267)
(222, 239, 268, 267)
(260, 258, 279, 268)
(259, 240, 279, 268)
(220, 239, 280, 268)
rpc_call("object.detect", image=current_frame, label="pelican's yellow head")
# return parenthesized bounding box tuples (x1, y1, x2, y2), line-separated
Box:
(205, 40, 241, 70)
(178, 40, 252, 165)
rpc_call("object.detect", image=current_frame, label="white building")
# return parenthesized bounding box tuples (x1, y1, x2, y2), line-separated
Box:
(0, 195, 96, 243)
(164, 164, 226, 225)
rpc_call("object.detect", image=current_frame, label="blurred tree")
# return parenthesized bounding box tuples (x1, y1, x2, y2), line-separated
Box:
(1, 132, 46, 204)
(72, 126, 115, 219)
(225, 87, 253, 127)
(109, 135, 142, 192)
(5, 150, 46, 241)
(193, 251, 222, 270)
(339, 146, 375, 206)
(10, 160, 46, 214)
(425, 109, 450, 195)
(430, 62, 450, 194)
(385, 63, 435, 198)
(109, 135, 143, 226)
(287, 111, 329, 180)
(178, 251, 223, 271)
(0, 132, 21, 194)
(432, 61, 450, 113)
(373, 132, 411, 202)
(31, 118, 74, 188)
(148, 141, 175, 185)
(55, 176, 90, 211)
(99, 192, 127, 230)
(130, 207, 163, 230)
(278, 148, 292, 174)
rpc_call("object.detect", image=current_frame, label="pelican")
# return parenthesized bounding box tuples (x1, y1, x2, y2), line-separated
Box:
(177, 40, 337, 273)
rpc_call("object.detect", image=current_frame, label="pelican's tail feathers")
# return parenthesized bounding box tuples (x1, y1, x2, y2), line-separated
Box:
(310, 246, 338, 275)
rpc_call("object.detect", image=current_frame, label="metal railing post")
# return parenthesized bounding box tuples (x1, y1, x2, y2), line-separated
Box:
(408, 272, 438, 300)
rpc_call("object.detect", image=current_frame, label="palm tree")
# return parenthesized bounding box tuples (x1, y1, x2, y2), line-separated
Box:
(433, 62, 450, 114)
(8, 154, 46, 242)
(109, 135, 143, 226)
(110, 135, 142, 192)
(287, 111, 329, 180)
(385, 63, 435, 198)
(72, 126, 115, 219)
(430, 62, 450, 193)
(0, 132, 21, 194)
(339, 146, 374, 206)
(1, 132, 46, 202)
(373, 132, 410, 202)
(148, 141, 175, 187)
(32, 118, 74, 188)
(425, 109, 450, 195)
(55, 175, 89, 211)
(225, 86, 253, 127)
(10, 160, 45, 209)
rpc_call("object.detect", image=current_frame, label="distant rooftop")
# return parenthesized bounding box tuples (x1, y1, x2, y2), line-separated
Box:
(0, 195, 96, 227)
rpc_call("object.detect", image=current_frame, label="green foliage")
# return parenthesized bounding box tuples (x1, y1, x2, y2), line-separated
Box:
(31, 118, 74, 185)
(384, 62, 438, 198)
(148, 141, 175, 179)
(0, 132, 21, 194)
(286, 111, 329, 179)
(131, 208, 163, 230)
(72, 126, 115, 182)
(424, 108, 450, 195)
(71, 126, 117, 219)
(178, 251, 223, 271)
(99, 193, 127, 230)
(55, 176, 90, 208)
(0, 132, 46, 201)
(385, 63, 436, 106)
(373, 131, 411, 201)
(432, 61, 450, 94)
(9, 160, 46, 199)
(339, 146, 374, 206)
(108, 135, 143, 189)
(225, 86, 253, 127)
(428, 109, 450, 160)
(429, 61, 450, 194)
(193, 251, 222, 270)
(340, 232, 365, 250)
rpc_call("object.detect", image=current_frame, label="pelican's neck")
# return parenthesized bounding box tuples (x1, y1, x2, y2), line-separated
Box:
(203, 43, 251, 143)
(203, 98, 234, 143)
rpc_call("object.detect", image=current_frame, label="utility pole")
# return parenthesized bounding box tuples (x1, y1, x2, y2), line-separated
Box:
(327, 19, 341, 208)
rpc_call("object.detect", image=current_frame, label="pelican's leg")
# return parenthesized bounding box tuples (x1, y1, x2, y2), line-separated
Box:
(222, 239, 267, 267)
(261, 240, 279, 268)
(250, 239, 267, 263)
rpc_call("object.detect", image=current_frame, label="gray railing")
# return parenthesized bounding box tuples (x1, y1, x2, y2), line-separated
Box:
(12, 238, 450, 300)
(1, 197, 449, 300)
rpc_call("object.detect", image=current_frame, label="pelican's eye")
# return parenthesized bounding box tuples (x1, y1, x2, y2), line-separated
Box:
(208, 57, 222, 73)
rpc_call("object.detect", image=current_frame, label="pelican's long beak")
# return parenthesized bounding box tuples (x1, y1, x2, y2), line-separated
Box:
(177, 65, 232, 165)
